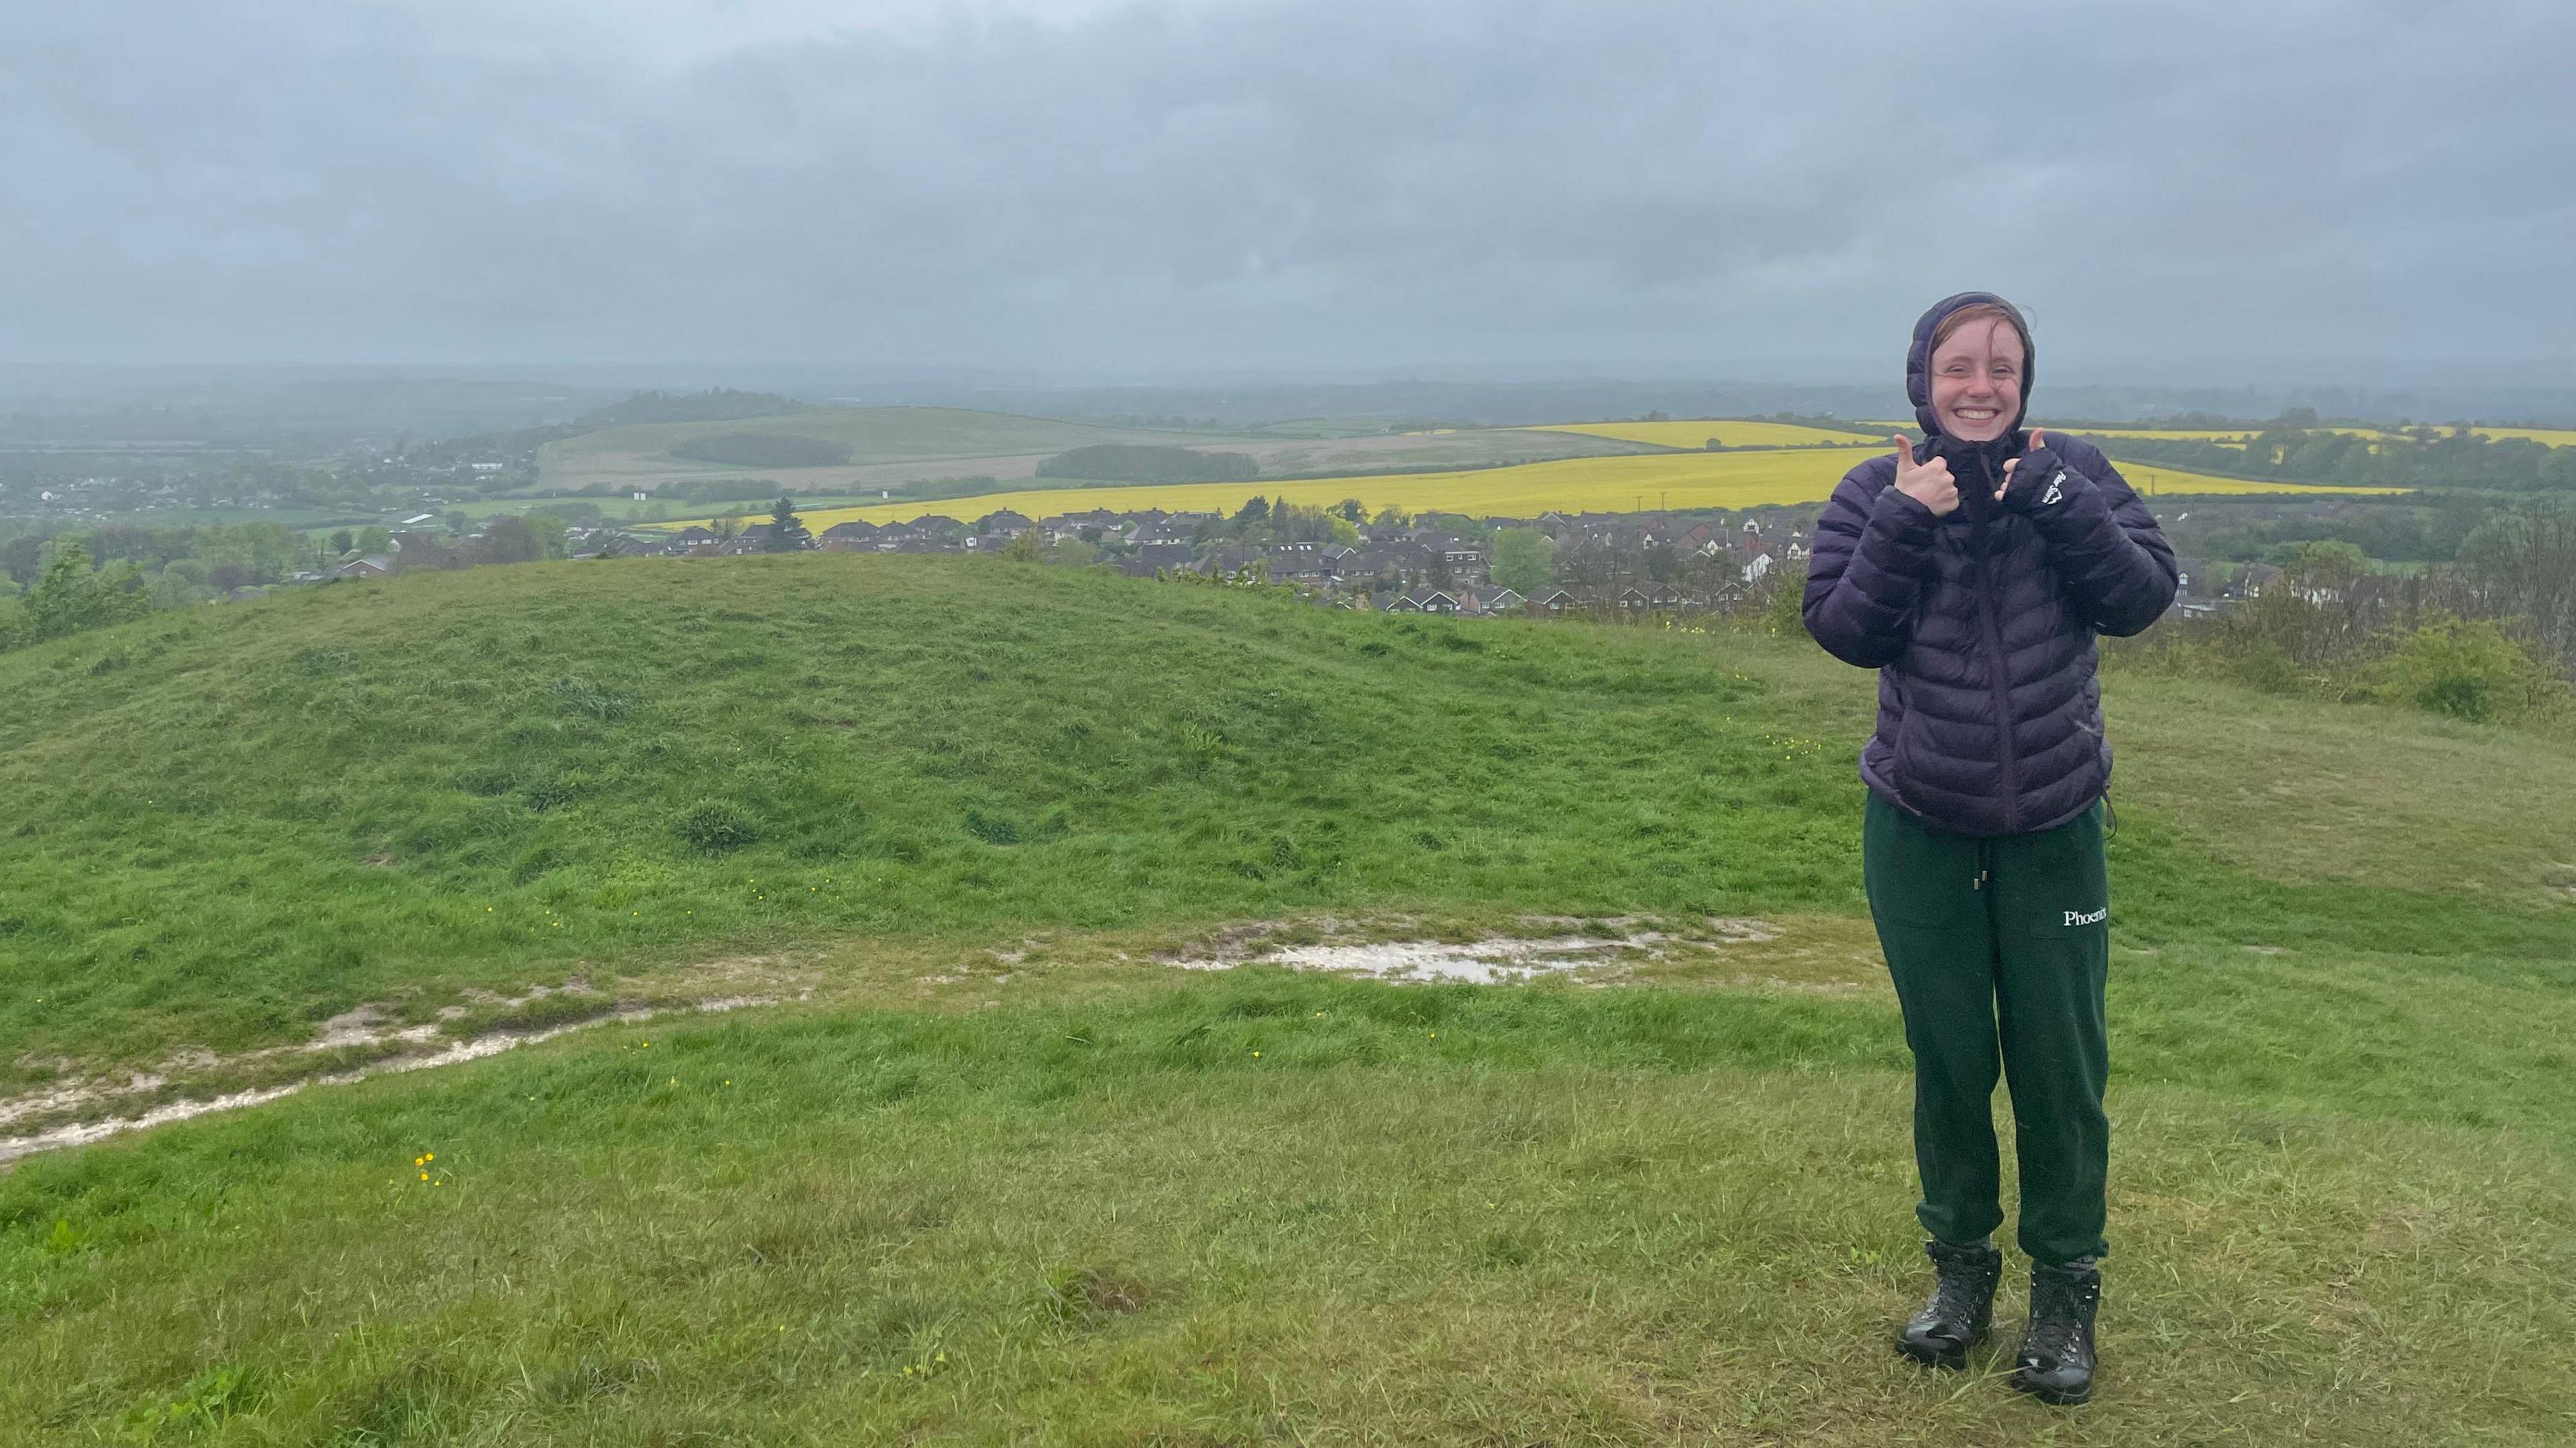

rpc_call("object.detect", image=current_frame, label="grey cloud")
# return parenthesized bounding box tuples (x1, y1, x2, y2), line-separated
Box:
(3, 0, 2569, 380)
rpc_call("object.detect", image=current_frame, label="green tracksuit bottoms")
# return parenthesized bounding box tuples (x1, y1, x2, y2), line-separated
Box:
(1862, 790, 2110, 1266)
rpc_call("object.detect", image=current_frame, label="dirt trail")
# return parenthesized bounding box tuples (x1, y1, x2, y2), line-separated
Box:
(3, 912, 1875, 1168)
(0, 996, 770, 1168)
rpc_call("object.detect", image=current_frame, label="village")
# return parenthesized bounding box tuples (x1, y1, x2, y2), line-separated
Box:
(601, 500, 2249, 619)
(305, 498, 2265, 620)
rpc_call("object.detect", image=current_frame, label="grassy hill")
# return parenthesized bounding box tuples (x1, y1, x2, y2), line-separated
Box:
(2, 557, 2571, 1443)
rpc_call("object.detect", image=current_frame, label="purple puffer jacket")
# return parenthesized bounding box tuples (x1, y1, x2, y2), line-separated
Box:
(1803, 292, 2178, 837)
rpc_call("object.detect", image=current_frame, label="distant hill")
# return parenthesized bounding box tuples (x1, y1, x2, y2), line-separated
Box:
(537, 405, 1652, 495)
(669, 432, 853, 469)
(1035, 443, 1260, 482)
(574, 388, 808, 429)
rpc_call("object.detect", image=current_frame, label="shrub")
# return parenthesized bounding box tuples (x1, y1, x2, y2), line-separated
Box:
(2368, 614, 2565, 722)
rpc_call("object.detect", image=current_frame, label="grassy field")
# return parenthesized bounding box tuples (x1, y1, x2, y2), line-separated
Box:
(539, 406, 1648, 498)
(2, 557, 2570, 1443)
(1515, 420, 1883, 449)
(657, 447, 2405, 533)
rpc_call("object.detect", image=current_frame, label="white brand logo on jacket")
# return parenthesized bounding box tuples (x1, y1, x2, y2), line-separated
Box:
(2041, 471, 2065, 506)
(2063, 906, 2107, 926)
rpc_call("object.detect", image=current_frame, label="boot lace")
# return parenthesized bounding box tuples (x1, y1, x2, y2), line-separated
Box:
(1920, 1242, 1996, 1325)
(2024, 1270, 2099, 1363)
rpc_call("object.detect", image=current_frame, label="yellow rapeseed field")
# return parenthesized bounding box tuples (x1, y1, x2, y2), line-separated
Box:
(660, 448, 2404, 533)
(1515, 420, 1884, 449)
(1856, 423, 2267, 443)
(1859, 422, 2575, 449)
(2326, 425, 2576, 449)
(2465, 426, 2576, 447)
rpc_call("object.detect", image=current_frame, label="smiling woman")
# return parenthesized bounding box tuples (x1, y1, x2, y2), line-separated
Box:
(1805, 291, 2180, 1405)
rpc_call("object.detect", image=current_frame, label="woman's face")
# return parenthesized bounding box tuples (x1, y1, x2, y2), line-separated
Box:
(1929, 318, 2024, 442)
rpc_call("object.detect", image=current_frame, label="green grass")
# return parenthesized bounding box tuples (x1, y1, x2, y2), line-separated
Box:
(2, 555, 2571, 1443)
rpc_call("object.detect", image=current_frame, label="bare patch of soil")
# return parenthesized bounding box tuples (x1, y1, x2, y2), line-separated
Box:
(0, 960, 820, 1168)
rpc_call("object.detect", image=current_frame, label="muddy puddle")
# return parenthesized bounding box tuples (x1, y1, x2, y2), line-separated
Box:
(0, 996, 769, 1168)
(1165, 915, 1782, 985)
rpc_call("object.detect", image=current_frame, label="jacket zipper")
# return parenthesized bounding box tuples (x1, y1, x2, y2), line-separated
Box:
(1972, 455, 2023, 832)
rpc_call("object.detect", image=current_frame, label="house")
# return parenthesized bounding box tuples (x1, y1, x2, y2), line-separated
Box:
(1462, 586, 1524, 615)
(1383, 590, 1461, 614)
(817, 520, 881, 551)
(335, 555, 393, 579)
(974, 508, 1036, 541)
(385, 530, 461, 570)
(1527, 587, 1576, 614)
(2237, 563, 2285, 599)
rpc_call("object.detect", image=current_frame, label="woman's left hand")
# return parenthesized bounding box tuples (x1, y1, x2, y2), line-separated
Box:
(1996, 429, 2046, 504)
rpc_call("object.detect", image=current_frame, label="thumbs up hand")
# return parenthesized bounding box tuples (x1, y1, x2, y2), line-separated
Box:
(1890, 433, 1958, 516)
(1997, 428, 2046, 503)
(1996, 429, 2074, 514)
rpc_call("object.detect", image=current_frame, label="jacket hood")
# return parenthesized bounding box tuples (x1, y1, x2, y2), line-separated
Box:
(1906, 291, 2035, 455)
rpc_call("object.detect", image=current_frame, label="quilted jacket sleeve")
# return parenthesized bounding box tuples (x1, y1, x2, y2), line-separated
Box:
(1803, 463, 1940, 668)
(2011, 445, 2178, 637)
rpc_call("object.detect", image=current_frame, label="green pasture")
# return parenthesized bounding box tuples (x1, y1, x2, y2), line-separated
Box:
(1, 556, 2569, 1443)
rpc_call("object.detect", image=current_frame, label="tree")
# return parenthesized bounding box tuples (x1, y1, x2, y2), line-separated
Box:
(329, 530, 356, 555)
(764, 496, 810, 551)
(470, 515, 543, 565)
(20, 541, 151, 643)
(1489, 528, 1559, 596)
(355, 526, 392, 553)
(3, 535, 46, 587)
(1330, 498, 1366, 523)
(1232, 496, 1271, 525)
(1001, 529, 1044, 563)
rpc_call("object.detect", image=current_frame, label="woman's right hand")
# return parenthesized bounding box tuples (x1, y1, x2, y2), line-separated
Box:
(1890, 433, 1957, 516)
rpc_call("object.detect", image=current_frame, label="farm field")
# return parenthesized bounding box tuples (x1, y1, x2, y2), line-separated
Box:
(1856, 423, 2269, 443)
(1515, 419, 1883, 449)
(538, 406, 1646, 498)
(661, 446, 2406, 533)
(1859, 422, 2576, 449)
(1, 557, 2571, 1443)
(2322, 425, 2576, 449)
(2463, 425, 2576, 447)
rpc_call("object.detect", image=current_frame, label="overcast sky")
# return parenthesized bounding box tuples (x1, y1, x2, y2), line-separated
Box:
(8, 0, 2571, 383)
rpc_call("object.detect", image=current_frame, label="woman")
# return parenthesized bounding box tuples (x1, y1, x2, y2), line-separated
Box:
(1802, 292, 2176, 1404)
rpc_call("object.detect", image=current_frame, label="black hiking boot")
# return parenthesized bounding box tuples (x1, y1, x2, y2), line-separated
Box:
(1894, 1237, 2002, 1369)
(2010, 1258, 2101, 1405)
